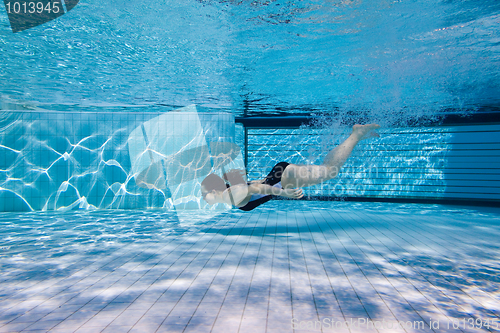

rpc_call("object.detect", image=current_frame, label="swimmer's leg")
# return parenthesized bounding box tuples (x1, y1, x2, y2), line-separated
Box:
(322, 123, 380, 170)
(281, 124, 380, 188)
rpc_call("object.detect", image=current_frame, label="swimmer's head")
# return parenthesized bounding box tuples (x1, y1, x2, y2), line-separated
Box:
(201, 174, 227, 205)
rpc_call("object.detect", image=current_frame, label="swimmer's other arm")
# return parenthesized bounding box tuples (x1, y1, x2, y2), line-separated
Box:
(223, 184, 304, 206)
(228, 184, 304, 203)
(222, 170, 266, 185)
(247, 184, 304, 199)
(222, 169, 247, 185)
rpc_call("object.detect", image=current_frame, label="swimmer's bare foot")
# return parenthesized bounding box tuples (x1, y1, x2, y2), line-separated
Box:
(352, 124, 381, 141)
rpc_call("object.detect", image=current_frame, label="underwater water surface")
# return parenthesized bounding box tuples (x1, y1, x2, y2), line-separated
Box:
(0, 0, 499, 119)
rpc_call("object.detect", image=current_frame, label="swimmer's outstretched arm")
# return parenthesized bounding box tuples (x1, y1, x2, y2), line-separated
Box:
(248, 184, 303, 199)
(220, 183, 303, 206)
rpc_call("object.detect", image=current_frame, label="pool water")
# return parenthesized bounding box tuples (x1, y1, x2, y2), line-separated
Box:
(1, 0, 500, 332)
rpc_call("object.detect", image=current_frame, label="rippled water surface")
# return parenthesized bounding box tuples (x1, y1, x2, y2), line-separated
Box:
(1, 0, 499, 118)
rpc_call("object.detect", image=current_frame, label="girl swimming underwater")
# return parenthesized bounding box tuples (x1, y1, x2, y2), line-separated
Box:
(201, 124, 380, 211)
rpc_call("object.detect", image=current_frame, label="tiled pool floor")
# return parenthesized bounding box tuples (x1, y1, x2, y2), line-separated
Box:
(0, 201, 499, 333)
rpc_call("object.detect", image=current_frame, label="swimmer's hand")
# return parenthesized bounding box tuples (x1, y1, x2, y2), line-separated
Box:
(281, 188, 304, 199)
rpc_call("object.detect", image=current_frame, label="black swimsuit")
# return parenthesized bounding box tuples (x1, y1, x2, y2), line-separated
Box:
(238, 162, 290, 211)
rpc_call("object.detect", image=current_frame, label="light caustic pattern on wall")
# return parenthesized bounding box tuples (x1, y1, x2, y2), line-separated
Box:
(246, 122, 500, 202)
(246, 126, 453, 200)
(0, 105, 244, 215)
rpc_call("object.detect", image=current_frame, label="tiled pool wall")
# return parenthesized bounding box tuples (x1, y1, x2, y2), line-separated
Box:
(246, 124, 500, 202)
(1, 110, 499, 212)
(0, 109, 236, 212)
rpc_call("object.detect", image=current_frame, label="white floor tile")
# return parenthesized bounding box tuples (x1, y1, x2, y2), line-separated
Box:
(0, 203, 498, 333)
